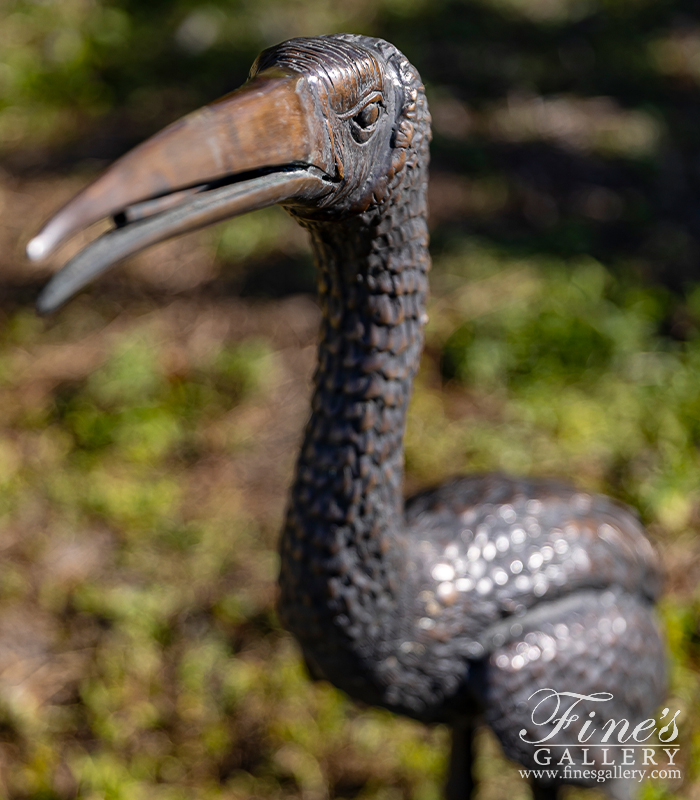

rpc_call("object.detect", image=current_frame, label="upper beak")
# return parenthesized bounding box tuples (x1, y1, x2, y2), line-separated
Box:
(27, 68, 333, 313)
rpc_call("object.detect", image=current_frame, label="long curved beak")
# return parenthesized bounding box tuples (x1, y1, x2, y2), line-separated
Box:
(27, 68, 333, 313)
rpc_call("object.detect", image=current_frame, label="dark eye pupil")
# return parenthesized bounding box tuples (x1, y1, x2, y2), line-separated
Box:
(355, 103, 380, 128)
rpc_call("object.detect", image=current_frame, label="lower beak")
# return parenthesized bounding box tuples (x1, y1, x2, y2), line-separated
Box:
(27, 68, 332, 313)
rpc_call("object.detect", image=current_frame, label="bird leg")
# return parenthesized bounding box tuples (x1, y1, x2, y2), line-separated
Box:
(445, 721, 474, 800)
(531, 783, 560, 800)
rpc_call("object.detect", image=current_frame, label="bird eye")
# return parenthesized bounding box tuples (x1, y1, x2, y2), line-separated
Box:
(354, 102, 380, 129)
(350, 101, 382, 143)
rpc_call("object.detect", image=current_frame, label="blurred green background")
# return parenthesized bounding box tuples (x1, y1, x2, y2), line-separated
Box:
(1, 0, 700, 798)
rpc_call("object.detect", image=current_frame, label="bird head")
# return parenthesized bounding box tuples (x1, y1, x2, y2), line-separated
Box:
(26, 34, 429, 313)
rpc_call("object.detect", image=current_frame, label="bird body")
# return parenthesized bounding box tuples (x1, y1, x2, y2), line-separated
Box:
(284, 470, 662, 728)
(28, 33, 666, 798)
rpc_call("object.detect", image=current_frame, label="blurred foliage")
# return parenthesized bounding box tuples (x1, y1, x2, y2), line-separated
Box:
(2, 0, 700, 798)
(0, 0, 381, 154)
(430, 252, 700, 530)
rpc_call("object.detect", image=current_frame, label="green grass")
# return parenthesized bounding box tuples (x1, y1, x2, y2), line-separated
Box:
(2, 0, 700, 796)
(0, 241, 698, 798)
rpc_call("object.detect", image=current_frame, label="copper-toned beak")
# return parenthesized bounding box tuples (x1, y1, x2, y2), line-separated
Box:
(28, 69, 333, 313)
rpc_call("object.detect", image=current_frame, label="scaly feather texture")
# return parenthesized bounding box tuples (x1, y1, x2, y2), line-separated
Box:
(276, 35, 665, 798)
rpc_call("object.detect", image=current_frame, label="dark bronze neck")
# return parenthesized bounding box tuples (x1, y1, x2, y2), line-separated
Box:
(287, 165, 430, 560)
(277, 95, 432, 676)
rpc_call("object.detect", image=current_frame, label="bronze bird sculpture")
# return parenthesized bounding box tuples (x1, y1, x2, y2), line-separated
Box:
(27, 35, 666, 800)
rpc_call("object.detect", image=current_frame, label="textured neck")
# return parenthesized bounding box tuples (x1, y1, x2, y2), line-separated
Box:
(293, 174, 429, 549)
(278, 160, 430, 660)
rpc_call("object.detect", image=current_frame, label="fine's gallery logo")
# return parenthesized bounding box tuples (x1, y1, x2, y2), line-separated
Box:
(518, 689, 682, 784)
